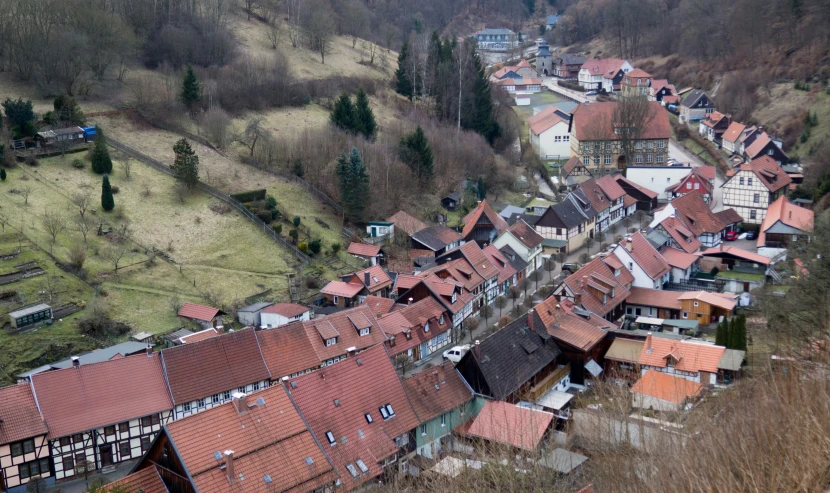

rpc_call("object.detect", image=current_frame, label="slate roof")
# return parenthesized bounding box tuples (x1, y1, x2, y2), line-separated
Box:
(178, 302, 223, 322)
(102, 467, 169, 493)
(680, 89, 710, 108)
(571, 101, 670, 141)
(464, 317, 560, 401)
(17, 342, 151, 379)
(287, 344, 420, 491)
(498, 245, 529, 275)
(457, 401, 553, 451)
(640, 334, 725, 374)
(557, 53, 585, 65)
(697, 246, 771, 265)
(619, 233, 670, 280)
(412, 225, 462, 251)
(532, 297, 610, 351)
(257, 322, 320, 379)
(535, 193, 595, 230)
(165, 384, 337, 493)
(347, 243, 382, 257)
(615, 175, 658, 199)
(632, 370, 703, 405)
(461, 200, 509, 240)
(387, 210, 427, 236)
(161, 328, 271, 405)
(0, 383, 48, 444)
(32, 353, 173, 438)
(563, 257, 631, 317)
(402, 361, 472, 423)
(261, 303, 309, 318)
(626, 287, 681, 310)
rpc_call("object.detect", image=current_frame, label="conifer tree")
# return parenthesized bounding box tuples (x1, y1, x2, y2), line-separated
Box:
(477, 176, 487, 200)
(335, 151, 350, 208)
(715, 319, 727, 347)
(181, 65, 201, 109)
(330, 92, 355, 132)
(171, 139, 200, 189)
(336, 147, 370, 222)
(395, 41, 413, 99)
(0, 169, 6, 182)
(353, 88, 377, 139)
(101, 174, 115, 212)
(737, 313, 748, 351)
(91, 127, 112, 175)
(461, 50, 501, 144)
(399, 126, 433, 181)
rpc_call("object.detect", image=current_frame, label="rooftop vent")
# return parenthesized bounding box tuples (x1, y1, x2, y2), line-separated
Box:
(263, 475, 272, 484)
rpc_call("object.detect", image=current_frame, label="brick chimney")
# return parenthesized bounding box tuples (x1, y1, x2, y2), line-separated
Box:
(71, 356, 80, 368)
(224, 450, 235, 483)
(146, 345, 153, 357)
(231, 392, 248, 414)
(365, 271, 371, 287)
(528, 309, 535, 333)
(625, 239, 632, 252)
(645, 332, 653, 352)
(408, 297, 413, 305)
(474, 340, 481, 359)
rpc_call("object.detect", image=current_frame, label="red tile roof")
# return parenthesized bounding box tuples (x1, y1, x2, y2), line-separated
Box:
(697, 246, 771, 265)
(303, 305, 387, 362)
(347, 243, 381, 257)
(458, 241, 499, 280)
(733, 156, 792, 192)
(103, 466, 169, 493)
(659, 247, 699, 269)
(380, 297, 451, 356)
(461, 200, 508, 240)
(528, 105, 569, 135)
(179, 328, 221, 344)
(701, 111, 728, 128)
(618, 232, 670, 280)
(580, 58, 627, 79)
(287, 345, 420, 491)
(458, 401, 552, 451)
(595, 174, 627, 201)
(744, 131, 773, 159)
(626, 287, 681, 310)
(166, 384, 337, 493)
(669, 193, 726, 235)
(483, 244, 518, 284)
(360, 296, 397, 317)
(571, 101, 670, 141)
(563, 257, 631, 317)
(257, 322, 320, 379)
(533, 297, 610, 350)
(402, 361, 472, 422)
(624, 68, 652, 80)
(496, 77, 542, 85)
(178, 302, 223, 322)
(161, 328, 271, 405)
(639, 335, 725, 374)
(387, 210, 427, 236)
(393, 273, 423, 295)
(615, 175, 658, 199)
(713, 208, 743, 227)
(658, 216, 702, 253)
(506, 219, 544, 249)
(419, 274, 473, 315)
(0, 383, 48, 444)
(261, 303, 309, 318)
(348, 265, 393, 294)
(632, 370, 703, 405)
(758, 196, 814, 247)
(320, 281, 364, 298)
(578, 178, 613, 213)
(32, 353, 173, 438)
(722, 121, 746, 144)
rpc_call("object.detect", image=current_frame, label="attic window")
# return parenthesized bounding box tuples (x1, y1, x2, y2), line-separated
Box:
(356, 459, 369, 473)
(305, 457, 314, 466)
(359, 327, 370, 337)
(290, 381, 297, 389)
(356, 358, 363, 366)
(452, 292, 457, 304)
(365, 413, 373, 423)
(326, 337, 337, 347)
(439, 315, 445, 325)
(264, 475, 272, 484)
(334, 399, 341, 407)
(357, 428, 365, 439)
(424, 322, 430, 333)
(379, 404, 396, 420)
(346, 463, 359, 478)
(372, 276, 379, 283)
(326, 431, 336, 446)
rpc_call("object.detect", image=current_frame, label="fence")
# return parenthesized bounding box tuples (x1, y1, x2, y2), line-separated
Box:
(245, 158, 345, 216)
(106, 137, 311, 265)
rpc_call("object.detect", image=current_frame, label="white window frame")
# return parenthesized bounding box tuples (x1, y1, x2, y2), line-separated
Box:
(359, 327, 370, 337)
(421, 424, 427, 436)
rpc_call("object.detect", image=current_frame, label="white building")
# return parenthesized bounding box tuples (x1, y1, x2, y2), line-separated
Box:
(612, 233, 671, 290)
(492, 219, 545, 278)
(527, 106, 571, 160)
(626, 165, 694, 201)
(577, 58, 633, 92)
(472, 28, 518, 52)
(721, 156, 792, 225)
(259, 303, 311, 328)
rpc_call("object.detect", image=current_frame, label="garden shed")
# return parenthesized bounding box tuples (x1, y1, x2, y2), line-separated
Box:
(9, 304, 52, 329)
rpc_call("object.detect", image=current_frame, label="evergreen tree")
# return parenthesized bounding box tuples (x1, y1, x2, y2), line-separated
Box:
(91, 127, 112, 175)
(0, 169, 6, 182)
(335, 151, 350, 208)
(737, 313, 748, 351)
(181, 65, 201, 109)
(477, 176, 487, 200)
(336, 147, 370, 222)
(523, 0, 535, 14)
(399, 126, 434, 181)
(395, 41, 414, 99)
(353, 88, 378, 139)
(171, 139, 200, 189)
(715, 320, 727, 347)
(330, 92, 355, 133)
(463, 51, 501, 144)
(101, 174, 115, 212)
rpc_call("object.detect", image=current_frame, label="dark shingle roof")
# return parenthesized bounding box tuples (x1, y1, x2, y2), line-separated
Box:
(412, 225, 461, 251)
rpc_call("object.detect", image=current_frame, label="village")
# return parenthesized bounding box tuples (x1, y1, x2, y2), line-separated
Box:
(0, 4, 824, 493)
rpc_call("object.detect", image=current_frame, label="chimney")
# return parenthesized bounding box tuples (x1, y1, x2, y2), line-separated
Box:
(365, 271, 371, 286)
(347, 346, 358, 356)
(231, 392, 248, 414)
(625, 240, 632, 252)
(71, 356, 80, 368)
(146, 345, 153, 357)
(224, 450, 235, 483)
(555, 304, 560, 311)
(574, 293, 582, 306)
(645, 332, 653, 352)
(408, 297, 413, 306)
(474, 340, 481, 359)
(789, 211, 792, 220)
(528, 309, 535, 333)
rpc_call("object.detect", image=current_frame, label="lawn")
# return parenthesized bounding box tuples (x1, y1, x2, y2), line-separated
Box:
(716, 270, 765, 282)
(511, 91, 572, 121)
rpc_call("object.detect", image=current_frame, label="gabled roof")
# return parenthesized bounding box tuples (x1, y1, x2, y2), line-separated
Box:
(722, 121, 747, 143)
(678, 291, 738, 311)
(505, 219, 544, 249)
(402, 361, 472, 423)
(257, 322, 320, 379)
(680, 89, 711, 108)
(626, 287, 681, 310)
(287, 345, 419, 491)
(533, 297, 609, 351)
(483, 244, 518, 284)
(563, 257, 631, 317)
(528, 105, 570, 135)
(392, 273, 422, 296)
(536, 191, 596, 229)
(615, 175, 659, 199)
(178, 302, 223, 322)
(497, 77, 542, 86)
(464, 317, 561, 401)
(758, 196, 814, 247)
(578, 179, 612, 213)
(701, 111, 728, 128)
(457, 401, 553, 451)
(580, 58, 627, 79)
(165, 384, 337, 493)
(33, 353, 173, 438)
(731, 156, 792, 192)
(261, 303, 309, 318)
(461, 200, 509, 240)
(457, 241, 499, 280)
(697, 246, 771, 265)
(0, 384, 48, 443)
(321, 281, 364, 298)
(349, 265, 393, 293)
(556, 53, 586, 65)
(387, 210, 427, 236)
(632, 370, 703, 405)
(744, 132, 774, 159)
(595, 175, 627, 201)
(571, 101, 670, 141)
(659, 247, 699, 269)
(381, 297, 452, 356)
(657, 216, 703, 253)
(360, 296, 397, 317)
(302, 305, 387, 362)
(671, 192, 727, 235)
(103, 467, 169, 493)
(414, 274, 473, 315)
(618, 233, 670, 280)
(623, 68, 652, 80)
(498, 244, 529, 275)
(347, 243, 382, 257)
(161, 328, 271, 405)
(178, 328, 221, 344)
(605, 338, 645, 364)
(424, 257, 484, 293)
(412, 225, 462, 251)
(639, 334, 725, 374)
(666, 168, 715, 196)
(713, 208, 743, 227)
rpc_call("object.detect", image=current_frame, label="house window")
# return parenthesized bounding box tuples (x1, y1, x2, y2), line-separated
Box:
(359, 327, 370, 336)
(750, 210, 757, 220)
(635, 155, 643, 164)
(682, 312, 688, 319)
(748, 177, 753, 186)
(739, 177, 744, 185)
(441, 414, 447, 427)
(62, 456, 74, 471)
(582, 156, 590, 165)
(142, 414, 160, 427)
(119, 441, 131, 458)
(686, 183, 692, 190)
(605, 142, 612, 151)
(223, 391, 231, 400)
(628, 262, 633, 270)
(594, 155, 601, 165)
(197, 398, 205, 408)
(346, 463, 359, 478)
(694, 183, 700, 190)
(753, 194, 759, 203)
(604, 155, 611, 165)
(19, 459, 50, 480)
(646, 154, 653, 163)
(452, 292, 457, 304)
(141, 436, 151, 452)
(439, 315, 444, 325)
(326, 431, 336, 446)
(365, 413, 373, 424)
(119, 422, 130, 433)
(356, 458, 369, 473)
(421, 424, 427, 436)
(183, 402, 191, 412)
(212, 393, 220, 404)
(657, 140, 665, 149)
(424, 322, 429, 333)
(635, 141, 642, 150)
(59, 437, 71, 447)
(564, 135, 570, 142)
(646, 141, 654, 149)
(333, 295, 339, 304)
(693, 301, 699, 307)
(73, 434, 83, 444)
(326, 337, 337, 346)
(657, 154, 664, 163)
(104, 426, 115, 436)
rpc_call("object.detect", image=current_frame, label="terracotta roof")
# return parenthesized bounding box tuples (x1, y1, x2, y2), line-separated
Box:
(562, 155, 580, 177)
(701, 111, 728, 128)
(744, 132, 773, 159)
(595, 175, 627, 201)
(605, 338, 645, 363)
(412, 225, 462, 251)
(533, 297, 609, 351)
(496, 77, 542, 85)
(161, 328, 271, 405)
(516, 59, 533, 69)
(257, 322, 320, 379)
(261, 303, 309, 318)
(179, 328, 221, 344)
(670, 193, 726, 235)
(713, 208, 743, 226)
(103, 466, 168, 493)
(734, 156, 792, 192)
(678, 291, 738, 311)
(528, 105, 570, 135)
(32, 353, 173, 438)
(387, 210, 427, 236)
(650, 79, 673, 93)
(382, 297, 451, 356)
(626, 287, 681, 310)
(578, 179, 612, 213)
(483, 244, 518, 284)
(571, 101, 670, 141)
(418, 274, 473, 315)
(758, 196, 814, 247)
(659, 247, 699, 269)
(662, 95, 680, 104)
(615, 175, 658, 199)
(623, 68, 652, 80)
(457, 241, 499, 280)
(618, 233, 670, 280)
(178, 302, 223, 322)
(697, 246, 771, 265)
(347, 243, 382, 257)
(409, 248, 435, 260)
(722, 122, 746, 143)
(302, 304, 386, 362)
(639, 334, 725, 374)
(0, 383, 48, 444)
(166, 384, 336, 493)
(393, 273, 423, 295)
(505, 219, 544, 250)
(458, 401, 552, 451)
(623, 194, 637, 207)
(402, 361, 472, 422)
(424, 258, 485, 293)
(287, 344, 420, 491)
(563, 257, 631, 317)
(360, 296, 397, 317)
(658, 216, 702, 253)
(349, 265, 393, 293)
(632, 370, 703, 405)
(461, 200, 509, 240)
(580, 58, 627, 79)
(321, 281, 363, 298)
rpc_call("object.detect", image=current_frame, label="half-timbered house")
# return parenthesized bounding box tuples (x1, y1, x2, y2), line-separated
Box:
(460, 200, 508, 245)
(0, 384, 51, 492)
(722, 156, 792, 225)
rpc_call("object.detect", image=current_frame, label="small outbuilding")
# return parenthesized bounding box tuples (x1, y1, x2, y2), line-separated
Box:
(442, 192, 461, 211)
(631, 369, 703, 412)
(260, 303, 311, 328)
(9, 304, 52, 329)
(177, 302, 225, 328)
(237, 301, 273, 327)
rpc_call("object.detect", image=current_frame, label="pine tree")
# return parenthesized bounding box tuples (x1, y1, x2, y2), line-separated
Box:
(715, 320, 727, 347)
(477, 176, 487, 200)
(464, 51, 501, 144)
(101, 174, 115, 212)
(91, 127, 112, 175)
(171, 139, 200, 189)
(727, 317, 738, 350)
(330, 92, 355, 133)
(335, 152, 351, 209)
(737, 314, 748, 351)
(353, 88, 377, 139)
(395, 41, 414, 99)
(0, 169, 6, 182)
(347, 147, 370, 222)
(181, 65, 201, 109)
(399, 126, 434, 181)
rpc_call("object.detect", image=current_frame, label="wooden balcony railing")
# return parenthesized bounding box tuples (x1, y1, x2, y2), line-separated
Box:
(525, 364, 571, 402)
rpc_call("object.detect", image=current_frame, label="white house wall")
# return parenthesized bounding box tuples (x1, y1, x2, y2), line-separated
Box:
(0, 436, 50, 490)
(722, 170, 778, 225)
(533, 121, 571, 159)
(260, 311, 310, 329)
(627, 166, 694, 201)
(173, 379, 271, 420)
(612, 246, 664, 289)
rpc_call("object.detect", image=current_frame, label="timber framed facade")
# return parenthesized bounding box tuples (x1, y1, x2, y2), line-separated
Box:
(722, 169, 787, 225)
(171, 380, 271, 420)
(0, 435, 51, 491)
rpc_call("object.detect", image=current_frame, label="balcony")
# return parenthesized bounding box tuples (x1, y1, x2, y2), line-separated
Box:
(525, 364, 571, 402)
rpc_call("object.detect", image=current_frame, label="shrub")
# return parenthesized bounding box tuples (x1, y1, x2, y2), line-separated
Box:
(330, 243, 341, 255)
(293, 216, 301, 227)
(298, 241, 309, 253)
(265, 195, 277, 209)
(230, 189, 267, 203)
(305, 276, 320, 289)
(25, 155, 39, 166)
(72, 159, 84, 168)
(256, 210, 272, 223)
(497, 315, 512, 328)
(308, 238, 322, 254)
(0, 169, 5, 181)
(110, 185, 120, 194)
(68, 245, 86, 270)
(271, 209, 280, 220)
(273, 224, 282, 234)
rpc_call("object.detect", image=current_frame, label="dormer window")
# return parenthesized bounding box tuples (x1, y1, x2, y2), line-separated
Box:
(614, 269, 620, 277)
(359, 327, 370, 337)
(452, 292, 457, 304)
(439, 314, 445, 325)
(326, 337, 337, 346)
(424, 322, 430, 333)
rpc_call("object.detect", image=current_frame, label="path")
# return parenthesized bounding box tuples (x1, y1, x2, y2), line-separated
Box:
(541, 77, 589, 103)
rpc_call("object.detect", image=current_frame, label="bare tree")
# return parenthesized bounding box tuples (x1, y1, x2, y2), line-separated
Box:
(38, 275, 60, 301)
(71, 192, 92, 219)
(462, 316, 479, 343)
(74, 215, 95, 243)
(303, 0, 336, 64)
(342, 0, 369, 48)
(104, 243, 130, 273)
(393, 353, 413, 376)
(240, 118, 265, 157)
(480, 304, 494, 327)
(119, 159, 132, 179)
(264, 4, 281, 50)
(40, 211, 67, 255)
(494, 296, 507, 317)
(20, 187, 32, 205)
(286, 0, 304, 48)
(361, 40, 378, 65)
(0, 211, 9, 232)
(613, 97, 656, 171)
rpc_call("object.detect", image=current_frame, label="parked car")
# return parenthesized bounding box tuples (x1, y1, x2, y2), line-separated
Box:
(442, 345, 471, 364)
(744, 231, 757, 240)
(562, 262, 582, 274)
(585, 90, 598, 96)
(724, 231, 738, 241)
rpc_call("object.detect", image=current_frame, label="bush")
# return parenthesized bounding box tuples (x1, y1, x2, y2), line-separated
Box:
(110, 185, 119, 194)
(309, 238, 322, 254)
(230, 189, 267, 203)
(273, 224, 282, 234)
(497, 315, 512, 328)
(270, 209, 280, 220)
(68, 245, 86, 270)
(298, 241, 309, 253)
(25, 155, 39, 166)
(72, 159, 84, 168)
(265, 195, 277, 209)
(558, 80, 586, 92)
(293, 216, 301, 227)
(256, 210, 272, 223)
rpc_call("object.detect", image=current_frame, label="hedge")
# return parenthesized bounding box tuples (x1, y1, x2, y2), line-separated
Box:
(230, 189, 267, 203)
